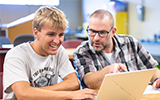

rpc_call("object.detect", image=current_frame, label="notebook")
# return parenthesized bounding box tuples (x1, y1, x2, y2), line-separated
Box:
(96, 68, 156, 100)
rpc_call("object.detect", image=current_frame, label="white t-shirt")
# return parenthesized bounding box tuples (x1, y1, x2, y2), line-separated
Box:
(3, 42, 75, 99)
(104, 51, 115, 64)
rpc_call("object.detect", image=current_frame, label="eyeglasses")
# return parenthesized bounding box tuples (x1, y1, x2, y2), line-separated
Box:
(86, 26, 113, 38)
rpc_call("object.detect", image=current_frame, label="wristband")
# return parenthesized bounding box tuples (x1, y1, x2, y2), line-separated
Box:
(154, 77, 160, 82)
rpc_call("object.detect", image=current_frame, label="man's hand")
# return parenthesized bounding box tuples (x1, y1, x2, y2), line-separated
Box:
(152, 79, 160, 89)
(84, 63, 128, 89)
(70, 88, 98, 100)
(103, 63, 128, 74)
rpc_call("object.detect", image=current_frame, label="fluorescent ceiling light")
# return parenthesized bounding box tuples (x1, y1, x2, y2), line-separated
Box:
(0, 0, 59, 6)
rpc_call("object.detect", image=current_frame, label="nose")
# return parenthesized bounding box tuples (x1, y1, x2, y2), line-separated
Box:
(93, 32, 101, 41)
(53, 36, 60, 44)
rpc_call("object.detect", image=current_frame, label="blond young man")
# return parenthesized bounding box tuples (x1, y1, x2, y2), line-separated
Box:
(3, 6, 97, 100)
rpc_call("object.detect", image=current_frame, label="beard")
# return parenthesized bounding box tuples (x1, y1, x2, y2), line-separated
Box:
(91, 40, 110, 52)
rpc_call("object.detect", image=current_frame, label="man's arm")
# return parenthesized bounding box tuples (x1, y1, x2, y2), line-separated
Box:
(11, 81, 97, 100)
(39, 72, 80, 91)
(84, 63, 127, 89)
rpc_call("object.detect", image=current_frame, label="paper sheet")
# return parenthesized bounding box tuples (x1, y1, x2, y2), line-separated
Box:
(143, 85, 160, 95)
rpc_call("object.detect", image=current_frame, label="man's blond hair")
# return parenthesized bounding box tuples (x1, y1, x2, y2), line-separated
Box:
(33, 6, 68, 31)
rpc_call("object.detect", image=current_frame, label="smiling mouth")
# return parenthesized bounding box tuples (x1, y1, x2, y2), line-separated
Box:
(50, 44, 58, 48)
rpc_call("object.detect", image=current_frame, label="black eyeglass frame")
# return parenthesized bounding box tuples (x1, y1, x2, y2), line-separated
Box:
(86, 26, 114, 38)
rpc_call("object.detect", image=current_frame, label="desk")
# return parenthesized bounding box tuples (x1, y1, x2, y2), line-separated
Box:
(75, 33, 88, 40)
(66, 48, 75, 59)
(141, 42, 160, 56)
(1, 93, 160, 100)
(141, 42, 160, 63)
(141, 93, 160, 100)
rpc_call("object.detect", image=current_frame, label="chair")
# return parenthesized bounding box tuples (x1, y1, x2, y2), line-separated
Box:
(62, 39, 83, 48)
(13, 34, 35, 47)
(62, 39, 83, 69)
(0, 48, 10, 72)
(0, 72, 3, 99)
(0, 36, 11, 47)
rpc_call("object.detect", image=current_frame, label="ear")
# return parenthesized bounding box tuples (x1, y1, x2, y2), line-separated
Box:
(33, 28, 39, 40)
(111, 27, 117, 37)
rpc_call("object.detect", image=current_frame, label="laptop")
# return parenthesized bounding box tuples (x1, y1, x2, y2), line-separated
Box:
(96, 68, 156, 100)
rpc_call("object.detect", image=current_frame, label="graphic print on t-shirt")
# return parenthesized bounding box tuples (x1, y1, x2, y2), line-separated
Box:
(34, 74, 55, 87)
(31, 67, 56, 87)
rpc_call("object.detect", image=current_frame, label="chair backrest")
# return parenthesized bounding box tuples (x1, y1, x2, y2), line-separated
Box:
(0, 48, 10, 72)
(13, 34, 35, 47)
(0, 72, 3, 99)
(62, 39, 83, 48)
(0, 36, 11, 47)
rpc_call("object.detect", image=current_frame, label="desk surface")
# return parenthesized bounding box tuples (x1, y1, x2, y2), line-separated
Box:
(141, 42, 160, 56)
(141, 93, 160, 100)
(2, 93, 160, 100)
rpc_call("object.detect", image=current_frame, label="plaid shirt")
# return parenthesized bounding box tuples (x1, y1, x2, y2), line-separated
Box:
(73, 34, 158, 88)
